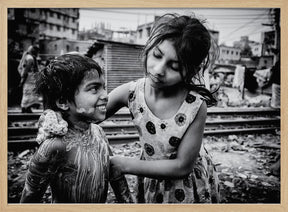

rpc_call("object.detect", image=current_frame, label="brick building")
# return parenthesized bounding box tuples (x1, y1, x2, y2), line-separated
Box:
(8, 8, 80, 54)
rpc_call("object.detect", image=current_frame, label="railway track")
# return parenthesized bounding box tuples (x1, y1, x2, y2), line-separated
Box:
(8, 107, 280, 151)
(8, 107, 280, 122)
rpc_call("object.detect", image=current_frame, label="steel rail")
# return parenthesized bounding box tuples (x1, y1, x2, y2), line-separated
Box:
(8, 126, 280, 151)
(8, 117, 280, 139)
(8, 107, 280, 122)
(7, 107, 281, 151)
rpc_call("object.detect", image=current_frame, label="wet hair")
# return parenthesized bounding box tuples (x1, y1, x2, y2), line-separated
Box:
(85, 43, 104, 58)
(36, 54, 103, 111)
(143, 13, 217, 106)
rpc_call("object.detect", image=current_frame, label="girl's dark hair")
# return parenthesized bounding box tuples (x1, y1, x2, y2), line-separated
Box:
(143, 13, 218, 106)
(85, 43, 104, 58)
(36, 54, 103, 111)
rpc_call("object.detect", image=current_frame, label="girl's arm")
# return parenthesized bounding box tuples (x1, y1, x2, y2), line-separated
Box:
(109, 168, 134, 203)
(106, 82, 131, 119)
(106, 143, 134, 203)
(104, 83, 135, 202)
(20, 138, 64, 203)
(98, 127, 134, 203)
(111, 102, 207, 179)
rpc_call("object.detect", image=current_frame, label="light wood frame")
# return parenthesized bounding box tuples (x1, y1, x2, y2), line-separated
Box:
(1, 0, 287, 212)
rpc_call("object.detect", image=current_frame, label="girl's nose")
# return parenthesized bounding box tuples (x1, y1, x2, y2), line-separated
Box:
(100, 90, 108, 101)
(153, 61, 165, 76)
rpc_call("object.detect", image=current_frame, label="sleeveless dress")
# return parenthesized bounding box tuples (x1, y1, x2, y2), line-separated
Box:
(127, 78, 220, 203)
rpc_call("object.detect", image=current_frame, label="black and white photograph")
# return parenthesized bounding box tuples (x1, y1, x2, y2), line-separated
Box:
(7, 8, 281, 205)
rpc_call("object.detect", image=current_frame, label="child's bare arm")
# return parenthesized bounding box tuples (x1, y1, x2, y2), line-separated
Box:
(107, 145, 134, 203)
(105, 82, 137, 202)
(106, 82, 131, 119)
(98, 126, 134, 203)
(20, 138, 64, 203)
(111, 102, 207, 179)
(109, 170, 134, 203)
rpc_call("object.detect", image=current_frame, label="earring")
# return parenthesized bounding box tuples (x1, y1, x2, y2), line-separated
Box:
(56, 99, 69, 111)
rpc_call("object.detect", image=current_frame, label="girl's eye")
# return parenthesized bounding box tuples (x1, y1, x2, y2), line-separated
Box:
(168, 62, 179, 71)
(90, 86, 99, 92)
(153, 51, 162, 59)
(171, 65, 179, 71)
(90, 85, 106, 92)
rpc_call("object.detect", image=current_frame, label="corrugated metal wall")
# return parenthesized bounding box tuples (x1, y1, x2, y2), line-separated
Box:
(105, 43, 145, 92)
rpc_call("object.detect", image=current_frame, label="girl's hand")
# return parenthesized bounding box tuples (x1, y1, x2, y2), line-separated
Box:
(107, 103, 207, 179)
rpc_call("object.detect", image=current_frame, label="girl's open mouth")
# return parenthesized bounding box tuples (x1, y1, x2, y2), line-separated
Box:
(96, 104, 106, 112)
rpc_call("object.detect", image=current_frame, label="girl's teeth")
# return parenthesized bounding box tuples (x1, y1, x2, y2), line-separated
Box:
(97, 105, 106, 111)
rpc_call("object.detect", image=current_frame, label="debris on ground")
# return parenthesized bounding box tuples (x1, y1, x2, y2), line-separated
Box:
(8, 133, 280, 203)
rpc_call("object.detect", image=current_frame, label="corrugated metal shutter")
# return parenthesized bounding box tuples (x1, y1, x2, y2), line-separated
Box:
(106, 43, 145, 92)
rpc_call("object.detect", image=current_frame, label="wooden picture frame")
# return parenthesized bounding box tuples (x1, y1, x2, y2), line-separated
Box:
(1, 0, 287, 211)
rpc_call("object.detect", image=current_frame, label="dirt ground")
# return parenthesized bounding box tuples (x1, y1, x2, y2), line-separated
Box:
(8, 132, 280, 204)
(106, 133, 280, 203)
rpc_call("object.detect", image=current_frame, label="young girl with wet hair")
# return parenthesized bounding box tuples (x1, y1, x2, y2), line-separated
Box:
(106, 13, 220, 203)
(20, 54, 133, 203)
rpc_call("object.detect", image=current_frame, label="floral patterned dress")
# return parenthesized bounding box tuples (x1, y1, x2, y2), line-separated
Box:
(127, 78, 220, 203)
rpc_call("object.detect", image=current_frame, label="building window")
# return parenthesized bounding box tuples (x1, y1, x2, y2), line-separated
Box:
(57, 13, 61, 19)
(72, 29, 75, 34)
(66, 45, 70, 52)
(147, 27, 151, 37)
(54, 44, 57, 51)
(72, 18, 75, 23)
(49, 11, 53, 17)
(76, 46, 79, 52)
(50, 24, 53, 30)
(57, 26, 60, 31)
(227, 50, 229, 54)
(139, 29, 143, 38)
(231, 51, 234, 55)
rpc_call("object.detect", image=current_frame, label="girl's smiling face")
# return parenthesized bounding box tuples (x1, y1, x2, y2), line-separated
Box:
(67, 69, 108, 127)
